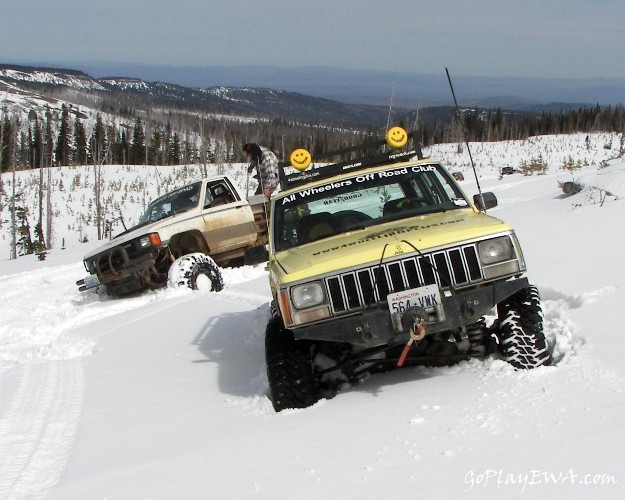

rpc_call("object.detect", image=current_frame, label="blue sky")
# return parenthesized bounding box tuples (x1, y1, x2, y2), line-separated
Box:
(2, 0, 625, 79)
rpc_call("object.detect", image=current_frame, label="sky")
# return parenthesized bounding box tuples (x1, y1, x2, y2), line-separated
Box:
(2, 0, 625, 80)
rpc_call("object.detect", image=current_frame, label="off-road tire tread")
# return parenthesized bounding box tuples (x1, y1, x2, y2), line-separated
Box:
(265, 317, 320, 411)
(168, 253, 224, 292)
(497, 285, 550, 369)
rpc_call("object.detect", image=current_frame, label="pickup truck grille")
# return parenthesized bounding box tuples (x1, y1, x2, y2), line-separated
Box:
(87, 242, 147, 276)
(325, 244, 483, 313)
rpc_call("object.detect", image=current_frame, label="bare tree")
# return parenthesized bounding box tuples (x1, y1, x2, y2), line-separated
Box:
(45, 155, 53, 250)
(0, 116, 4, 230)
(91, 135, 105, 240)
(198, 117, 208, 177)
(44, 110, 54, 249)
(10, 118, 18, 259)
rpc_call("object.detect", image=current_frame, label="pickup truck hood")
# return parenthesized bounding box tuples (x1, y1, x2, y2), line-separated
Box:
(274, 209, 511, 283)
(82, 210, 199, 260)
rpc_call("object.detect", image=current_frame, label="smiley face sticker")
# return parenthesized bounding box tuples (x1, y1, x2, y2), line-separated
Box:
(290, 148, 312, 171)
(386, 126, 408, 149)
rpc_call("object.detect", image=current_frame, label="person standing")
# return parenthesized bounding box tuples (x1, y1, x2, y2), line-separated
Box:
(243, 143, 279, 196)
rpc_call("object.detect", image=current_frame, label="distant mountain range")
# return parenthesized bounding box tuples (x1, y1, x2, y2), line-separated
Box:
(54, 61, 625, 109)
(0, 63, 399, 128)
(3, 59, 624, 110)
(1, 61, 622, 136)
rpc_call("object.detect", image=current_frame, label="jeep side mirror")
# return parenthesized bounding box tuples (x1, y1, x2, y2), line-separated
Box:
(473, 192, 498, 211)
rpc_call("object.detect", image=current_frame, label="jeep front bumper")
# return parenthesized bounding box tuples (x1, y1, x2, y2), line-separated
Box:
(291, 277, 528, 347)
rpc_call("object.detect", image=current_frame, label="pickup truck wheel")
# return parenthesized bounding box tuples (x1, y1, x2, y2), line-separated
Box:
(168, 253, 224, 292)
(265, 317, 320, 412)
(497, 285, 550, 369)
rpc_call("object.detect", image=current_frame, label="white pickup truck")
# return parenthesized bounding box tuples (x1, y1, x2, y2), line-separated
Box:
(77, 173, 268, 296)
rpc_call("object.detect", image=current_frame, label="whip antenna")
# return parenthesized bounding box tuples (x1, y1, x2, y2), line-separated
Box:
(445, 68, 483, 197)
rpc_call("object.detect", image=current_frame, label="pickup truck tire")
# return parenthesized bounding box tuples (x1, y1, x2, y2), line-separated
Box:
(497, 285, 550, 369)
(265, 317, 320, 412)
(168, 253, 224, 292)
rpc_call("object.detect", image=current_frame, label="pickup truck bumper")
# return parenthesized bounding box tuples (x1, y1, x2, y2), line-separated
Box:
(291, 277, 529, 347)
(80, 246, 162, 295)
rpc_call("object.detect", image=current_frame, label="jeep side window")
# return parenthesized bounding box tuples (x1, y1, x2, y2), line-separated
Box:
(410, 171, 464, 207)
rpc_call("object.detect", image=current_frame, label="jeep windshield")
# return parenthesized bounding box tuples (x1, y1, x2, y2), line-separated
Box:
(136, 182, 201, 226)
(273, 163, 471, 252)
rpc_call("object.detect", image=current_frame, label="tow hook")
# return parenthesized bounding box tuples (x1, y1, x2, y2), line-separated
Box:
(397, 307, 428, 367)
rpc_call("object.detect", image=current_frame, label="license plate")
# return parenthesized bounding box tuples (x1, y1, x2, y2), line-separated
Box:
(387, 284, 441, 315)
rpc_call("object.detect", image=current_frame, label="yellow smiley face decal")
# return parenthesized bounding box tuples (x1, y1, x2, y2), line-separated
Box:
(290, 148, 312, 171)
(386, 126, 408, 149)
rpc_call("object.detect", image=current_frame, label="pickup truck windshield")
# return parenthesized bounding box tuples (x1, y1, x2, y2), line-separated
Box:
(137, 182, 202, 225)
(273, 164, 469, 252)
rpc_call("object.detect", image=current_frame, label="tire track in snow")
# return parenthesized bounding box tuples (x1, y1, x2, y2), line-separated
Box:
(0, 359, 83, 498)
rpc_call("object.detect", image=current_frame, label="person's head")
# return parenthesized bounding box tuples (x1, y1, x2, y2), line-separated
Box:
(242, 143, 254, 156)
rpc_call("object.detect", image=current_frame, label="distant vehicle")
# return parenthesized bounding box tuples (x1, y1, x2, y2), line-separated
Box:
(500, 167, 515, 175)
(77, 174, 269, 296)
(452, 171, 465, 181)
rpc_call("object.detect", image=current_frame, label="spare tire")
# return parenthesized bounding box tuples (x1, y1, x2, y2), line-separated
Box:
(168, 253, 224, 292)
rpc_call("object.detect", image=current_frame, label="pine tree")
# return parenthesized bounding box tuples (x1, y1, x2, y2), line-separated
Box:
(55, 104, 72, 166)
(130, 118, 145, 165)
(1, 116, 13, 172)
(15, 206, 34, 256)
(88, 114, 107, 165)
(29, 116, 43, 169)
(73, 116, 88, 165)
(169, 132, 181, 165)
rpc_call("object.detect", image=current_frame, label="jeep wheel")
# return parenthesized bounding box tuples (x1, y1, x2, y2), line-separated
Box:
(168, 253, 224, 292)
(497, 285, 550, 369)
(265, 317, 320, 412)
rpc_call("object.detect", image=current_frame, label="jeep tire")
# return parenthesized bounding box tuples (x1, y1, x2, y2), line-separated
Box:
(168, 253, 224, 292)
(265, 317, 320, 412)
(497, 285, 550, 369)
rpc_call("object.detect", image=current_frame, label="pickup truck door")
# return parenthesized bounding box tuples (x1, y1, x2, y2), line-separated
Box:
(201, 180, 257, 252)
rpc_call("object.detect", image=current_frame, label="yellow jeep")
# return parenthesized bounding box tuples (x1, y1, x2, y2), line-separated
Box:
(265, 130, 550, 411)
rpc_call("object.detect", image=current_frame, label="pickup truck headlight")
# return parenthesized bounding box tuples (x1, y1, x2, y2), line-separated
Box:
(138, 233, 161, 248)
(478, 237, 512, 264)
(291, 281, 325, 309)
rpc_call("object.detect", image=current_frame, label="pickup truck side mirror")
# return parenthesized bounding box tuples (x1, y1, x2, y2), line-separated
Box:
(473, 192, 498, 211)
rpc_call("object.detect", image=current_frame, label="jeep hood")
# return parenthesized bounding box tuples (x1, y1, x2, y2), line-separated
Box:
(274, 209, 511, 283)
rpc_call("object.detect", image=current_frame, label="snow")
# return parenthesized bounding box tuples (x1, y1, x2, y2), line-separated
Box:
(1, 134, 625, 498)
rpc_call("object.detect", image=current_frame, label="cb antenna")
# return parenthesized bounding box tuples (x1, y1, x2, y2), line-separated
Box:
(385, 77, 396, 133)
(445, 68, 483, 198)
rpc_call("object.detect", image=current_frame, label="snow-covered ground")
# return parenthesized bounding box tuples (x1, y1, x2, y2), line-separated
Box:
(1, 134, 625, 498)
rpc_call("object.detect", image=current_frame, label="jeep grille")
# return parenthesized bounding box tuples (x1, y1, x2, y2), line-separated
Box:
(326, 244, 483, 313)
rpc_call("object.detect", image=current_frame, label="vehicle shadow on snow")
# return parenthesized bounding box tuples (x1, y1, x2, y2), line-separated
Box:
(187, 290, 580, 406)
(191, 304, 271, 398)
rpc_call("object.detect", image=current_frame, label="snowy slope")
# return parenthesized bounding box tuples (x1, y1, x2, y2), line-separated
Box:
(1, 137, 625, 498)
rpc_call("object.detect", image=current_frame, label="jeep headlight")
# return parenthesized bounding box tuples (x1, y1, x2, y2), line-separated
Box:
(478, 237, 512, 264)
(291, 281, 325, 309)
(478, 236, 522, 279)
